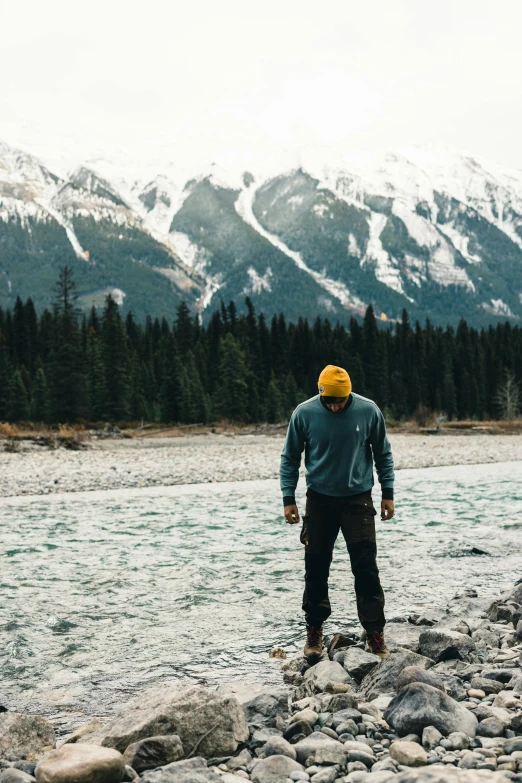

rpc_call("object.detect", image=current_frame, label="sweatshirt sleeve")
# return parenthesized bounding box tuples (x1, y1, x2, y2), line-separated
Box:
(370, 407, 395, 498)
(280, 410, 305, 501)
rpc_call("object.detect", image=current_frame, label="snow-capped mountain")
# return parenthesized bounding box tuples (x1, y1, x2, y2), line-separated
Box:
(1, 138, 522, 325)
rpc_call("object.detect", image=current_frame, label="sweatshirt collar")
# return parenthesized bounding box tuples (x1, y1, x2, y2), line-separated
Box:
(319, 393, 354, 414)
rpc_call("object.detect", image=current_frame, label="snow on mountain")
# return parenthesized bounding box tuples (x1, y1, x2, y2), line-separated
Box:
(1, 136, 522, 325)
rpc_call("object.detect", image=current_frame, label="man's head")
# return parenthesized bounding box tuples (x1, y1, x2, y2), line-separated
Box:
(318, 365, 352, 410)
(321, 395, 350, 413)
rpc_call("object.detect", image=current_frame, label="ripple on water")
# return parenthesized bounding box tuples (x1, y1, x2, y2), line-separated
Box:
(0, 461, 520, 726)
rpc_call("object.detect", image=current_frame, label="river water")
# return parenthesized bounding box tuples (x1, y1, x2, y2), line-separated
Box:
(0, 461, 521, 731)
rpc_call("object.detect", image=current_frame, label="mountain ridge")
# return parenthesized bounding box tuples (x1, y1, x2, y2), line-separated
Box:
(1, 139, 521, 325)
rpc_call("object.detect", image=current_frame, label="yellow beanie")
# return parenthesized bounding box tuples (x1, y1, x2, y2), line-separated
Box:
(318, 365, 352, 397)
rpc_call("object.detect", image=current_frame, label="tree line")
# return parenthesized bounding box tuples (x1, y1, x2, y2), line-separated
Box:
(0, 267, 521, 425)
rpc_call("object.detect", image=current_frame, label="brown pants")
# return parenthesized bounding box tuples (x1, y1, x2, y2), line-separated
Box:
(301, 488, 386, 634)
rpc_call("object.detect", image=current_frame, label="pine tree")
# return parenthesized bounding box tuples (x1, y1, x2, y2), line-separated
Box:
(215, 333, 250, 421)
(6, 370, 30, 422)
(32, 367, 50, 422)
(101, 295, 130, 421)
(86, 327, 106, 421)
(265, 375, 284, 423)
(49, 266, 89, 422)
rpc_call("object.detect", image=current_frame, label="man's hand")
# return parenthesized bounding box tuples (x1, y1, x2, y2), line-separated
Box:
(284, 504, 300, 524)
(381, 499, 395, 520)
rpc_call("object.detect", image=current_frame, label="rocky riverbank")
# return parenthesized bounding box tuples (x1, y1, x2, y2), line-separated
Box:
(1, 580, 522, 782)
(1, 432, 522, 497)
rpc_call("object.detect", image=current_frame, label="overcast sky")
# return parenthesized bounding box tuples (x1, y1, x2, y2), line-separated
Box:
(1, 0, 521, 174)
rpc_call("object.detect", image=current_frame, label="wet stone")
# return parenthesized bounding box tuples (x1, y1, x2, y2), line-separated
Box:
(35, 744, 125, 783)
(122, 735, 183, 775)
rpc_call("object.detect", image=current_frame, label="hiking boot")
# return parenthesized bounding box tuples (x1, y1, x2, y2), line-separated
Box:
(366, 630, 390, 658)
(304, 626, 323, 663)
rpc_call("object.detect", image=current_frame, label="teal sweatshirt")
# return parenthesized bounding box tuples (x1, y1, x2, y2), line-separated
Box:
(280, 393, 394, 502)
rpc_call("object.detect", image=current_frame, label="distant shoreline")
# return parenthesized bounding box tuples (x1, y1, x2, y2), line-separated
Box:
(1, 431, 522, 498)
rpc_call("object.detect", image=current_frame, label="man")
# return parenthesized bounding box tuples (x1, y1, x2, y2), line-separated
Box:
(280, 364, 394, 662)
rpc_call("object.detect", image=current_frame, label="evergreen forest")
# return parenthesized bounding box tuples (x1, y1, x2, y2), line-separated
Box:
(0, 267, 521, 426)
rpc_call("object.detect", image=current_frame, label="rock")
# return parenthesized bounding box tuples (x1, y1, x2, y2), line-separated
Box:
(334, 648, 381, 682)
(476, 717, 507, 738)
(447, 732, 469, 750)
(390, 741, 427, 766)
(0, 772, 36, 783)
(303, 661, 354, 693)
(283, 721, 312, 742)
(323, 682, 352, 694)
(35, 744, 125, 783)
(504, 737, 522, 754)
(359, 650, 434, 701)
(226, 748, 252, 770)
(289, 709, 318, 727)
(250, 755, 304, 783)
(482, 669, 517, 683)
(269, 647, 286, 659)
(99, 685, 248, 757)
(383, 683, 478, 738)
(394, 769, 509, 781)
(61, 719, 106, 747)
(422, 726, 442, 750)
(472, 628, 500, 650)
(326, 693, 357, 712)
(293, 732, 340, 764)
(330, 709, 363, 730)
(140, 757, 220, 782)
(244, 690, 290, 727)
(327, 633, 359, 655)
(396, 666, 445, 694)
(122, 735, 183, 774)
(252, 728, 282, 749)
(310, 766, 340, 783)
(510, 712, 522, 731)
(470, 677, 504, 695)
(0, 714, 55, 763)
(218, 685, 289, 727)
(310, 741, 350, 766)
(385, 624, 432, 652)
(262, 736, 297, 760)
(467, 689, 485, 699)
(492, 690, 520, 709)
(418, 630, 476, 662)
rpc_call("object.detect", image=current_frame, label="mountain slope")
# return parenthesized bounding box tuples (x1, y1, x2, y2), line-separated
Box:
(1, 139, 522, 325)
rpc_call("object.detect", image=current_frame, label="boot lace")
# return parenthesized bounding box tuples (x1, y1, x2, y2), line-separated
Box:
(369, 631, 386, 654)
(307, 626, 322, 647)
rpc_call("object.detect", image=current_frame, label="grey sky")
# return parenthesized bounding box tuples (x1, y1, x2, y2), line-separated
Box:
(2, 0, 521, 173)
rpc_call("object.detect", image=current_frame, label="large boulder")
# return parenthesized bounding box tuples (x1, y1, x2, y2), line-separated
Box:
(0, 714, 55, 762)
(303, 660, 353, 693)
(396, 666, 445, 693)
(250, 755, 304, 783)
(418, 629, 476, 662)
(122, 735, 183, 774)
(385, 624, 432, 652)
(334, 647, 380, 681)
(140, 757, 220, 782)
(35, 744, 125, 783)
(99, 685, 248, 758)
(383, 683, 478, 738)
(359, 649, 434, 701)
